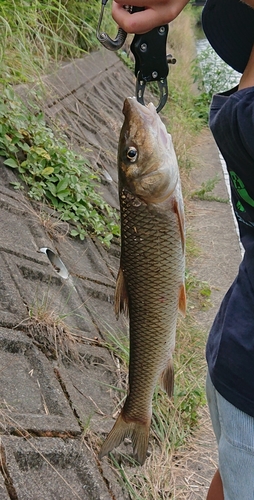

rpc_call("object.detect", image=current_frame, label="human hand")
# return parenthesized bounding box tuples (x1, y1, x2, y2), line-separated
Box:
(112, 0, 190, 34)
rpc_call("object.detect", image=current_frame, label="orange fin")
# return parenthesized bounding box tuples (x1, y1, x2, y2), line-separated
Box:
(114, 267, 129, 319)
(160, 358, 174, 398)
(179, 282, 186, 316)
(173, 197, 185, 252)
(99, 411, 150, 466)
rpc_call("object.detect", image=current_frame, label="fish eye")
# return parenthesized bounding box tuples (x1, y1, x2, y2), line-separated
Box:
(126, 146, 138, 163)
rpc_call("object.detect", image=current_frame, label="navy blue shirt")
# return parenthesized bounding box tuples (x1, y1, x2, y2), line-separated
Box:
(207, 86, 254, 417)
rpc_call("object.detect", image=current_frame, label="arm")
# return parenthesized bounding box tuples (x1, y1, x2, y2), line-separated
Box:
(112, 0, 190, 34)
(239, 45, 254, 90)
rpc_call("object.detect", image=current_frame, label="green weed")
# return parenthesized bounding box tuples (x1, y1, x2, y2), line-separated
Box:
(186, 270, 212, 310)
(191, 175, 229, 203)
(0, 86, 119, 245)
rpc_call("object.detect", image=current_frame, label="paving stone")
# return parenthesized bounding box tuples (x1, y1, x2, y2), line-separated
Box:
(1, 437, 114, 500)
(0, 253, 27, 328)
(0, 205, 32, 253)
(55, 236, 116, 286)
(0, 473, 9, 500)
(0, 328, 80, 436)
(55, 348, 116, 435)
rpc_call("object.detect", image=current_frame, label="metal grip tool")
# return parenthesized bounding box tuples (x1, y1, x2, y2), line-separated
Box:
(96, 2, 176, 112)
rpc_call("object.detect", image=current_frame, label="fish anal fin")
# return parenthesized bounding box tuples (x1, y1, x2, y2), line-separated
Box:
(99, 410, 151, 466)
(179, 282, 186, 316)
(160, 358, 174, 398)
(114, 267, 129, 319)
(173, 197, 185, 252)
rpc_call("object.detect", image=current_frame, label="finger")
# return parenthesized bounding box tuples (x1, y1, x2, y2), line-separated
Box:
(113, 0, 161, 5)
(112, 4, 165, 33)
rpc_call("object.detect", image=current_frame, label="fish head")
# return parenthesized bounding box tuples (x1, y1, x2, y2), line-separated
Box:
(118, 97, 179, 204)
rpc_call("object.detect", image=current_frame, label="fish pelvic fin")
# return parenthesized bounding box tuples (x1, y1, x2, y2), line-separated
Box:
(160, 358, 174, 398)
(99, 411, 150, 466)
(179, 282, 186, 316)
(114, 267, 129, 319)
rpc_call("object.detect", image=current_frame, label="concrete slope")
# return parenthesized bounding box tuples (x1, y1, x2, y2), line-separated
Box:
(0, 49, 135, 500)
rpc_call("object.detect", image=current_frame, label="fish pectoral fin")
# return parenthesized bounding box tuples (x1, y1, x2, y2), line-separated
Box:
(160, 358, 174, 398)
(179, 282, 186, 316)
(173, 197, 185, 252)
(99, 410, 151, 466)
(114, 267, 129, 318)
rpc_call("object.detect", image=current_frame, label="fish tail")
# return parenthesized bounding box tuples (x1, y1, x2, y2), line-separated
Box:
(99, 411, 150, 465)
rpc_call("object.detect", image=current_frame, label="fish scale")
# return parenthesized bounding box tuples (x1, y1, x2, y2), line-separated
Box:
(120, 189, 183, 421)
(99, 97, 185, 465)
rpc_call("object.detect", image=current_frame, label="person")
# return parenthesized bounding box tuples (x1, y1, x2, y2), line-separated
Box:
(111, 1, 254, 499)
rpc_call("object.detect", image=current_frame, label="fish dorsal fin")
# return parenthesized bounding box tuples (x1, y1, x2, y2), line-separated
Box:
(179, 282, 186, 316)
(173, 197, 185, 253)
(114, 267, 129, 319)
(160, 358, 174, 398)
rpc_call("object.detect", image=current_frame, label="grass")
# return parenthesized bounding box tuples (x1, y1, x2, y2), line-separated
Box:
(163, 8, 206, 159)
(0, 0, 115, 84)
(14, 281, 83, 361)
(0, 2, 120, 246)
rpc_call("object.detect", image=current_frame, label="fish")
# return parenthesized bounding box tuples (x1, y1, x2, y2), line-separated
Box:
(99, 97, 186, 465)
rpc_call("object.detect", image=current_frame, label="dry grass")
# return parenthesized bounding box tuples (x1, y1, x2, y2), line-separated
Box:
(23, 305, 80, 361)
(166, 8, 198, 161)
(31, 207, 70, 241)
(171, 407, 217, 499)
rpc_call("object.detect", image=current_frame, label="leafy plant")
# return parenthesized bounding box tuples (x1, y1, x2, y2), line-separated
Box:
(192, 44, 240, 123)
(191, 174, 229, 203)
(0, 86, 119, 245)
(195, 44, 239, 95)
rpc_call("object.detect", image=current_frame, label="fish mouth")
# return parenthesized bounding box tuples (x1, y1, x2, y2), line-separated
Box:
(123, 97, 158, 126)
(123, 97, 173, 167)
(123, 97, 168, 146)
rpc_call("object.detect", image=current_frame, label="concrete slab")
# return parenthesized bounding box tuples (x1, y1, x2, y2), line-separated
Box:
(0, 328, 80, 436)
(1, 437, 113, 500)
(0, 253, 27, 328)
(0, 474, 9, 500)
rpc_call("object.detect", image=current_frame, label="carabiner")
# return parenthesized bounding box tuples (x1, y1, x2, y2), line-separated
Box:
(136, 76, 168, 114)
(96, 1, 130, 51)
